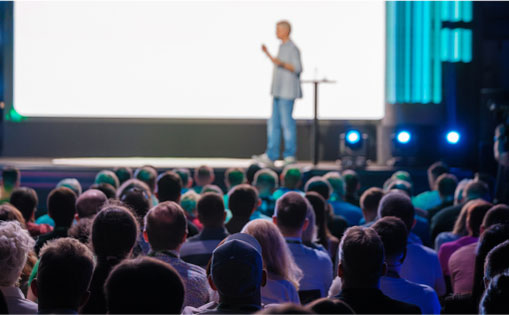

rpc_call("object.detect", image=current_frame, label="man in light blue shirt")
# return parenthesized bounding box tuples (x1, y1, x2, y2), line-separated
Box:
(253, 20, 302, 166)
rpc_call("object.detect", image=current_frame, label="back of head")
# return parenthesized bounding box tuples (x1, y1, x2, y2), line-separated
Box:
(90, 183, 116, 199)
(275, 192, 308, 233)
(92, 205, 138, 260)
(0, 221, 35, 286)
(156, 171, 182, 202)
(339, 226, 385, 287)
(76, 189, 107, 219)
(342, 170, 360, 196)
(483, 204, 509, 229)
(464, 180, 490, 202)
(225, 167, 246, 190)
(246, 163, 263, 184)
(0, 204, 26, 228)
(36, 238, 94, 310)
(480, 271, 509, 314)
(180, 190, 201, 216)
(134, 166, 158, 193)
(47, 187, 77, 227)
(197, 192, 225, 228)
(105, 256, 184, 314)
(378, 191, 415, 232)
(145, 201, 187, 251)
(9, 187, 38, 223)
(307, 298, 355, 314)
(391, 171, 412, 184)
(281, 166, 302, 190)
(466, 200, 493, 237)
(116, 178, 151, 200)
(95, 170, 119, 189)
(201, 184, 224, 195)
(485, 240, 509, 282)
(228, 184, 258, 218)
(253, 168, 278, 196)
(360, 187, 384, 215)
(258, 303, 314, 314)
(113, 167, 133, 185)
(427, 161, 449, 190)
(386, 180, 412, 197)
(173, 168, 191, 188)
(436, 173, 458, 199)
(322, 172, 343, 199)
(372, 216, 408, 261)
(305, 191, 327, 230)
(194, 165, 214, 187)
(57, 178, 82, 197)
(68, 217, 94, 245)
(1, 167, 20, 190)
(119, 187, 151, 225)
(305, 176, 333, 200)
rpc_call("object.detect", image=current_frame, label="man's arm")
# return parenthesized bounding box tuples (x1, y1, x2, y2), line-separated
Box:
(262, 44, 296, 72)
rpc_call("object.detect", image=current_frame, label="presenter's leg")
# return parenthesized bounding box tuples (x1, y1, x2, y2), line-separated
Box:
(280, 98, 296, 161)
(266, 97, 282, 161)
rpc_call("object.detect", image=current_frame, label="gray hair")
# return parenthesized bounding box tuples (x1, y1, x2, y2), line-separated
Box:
(0, 221, 35, 286)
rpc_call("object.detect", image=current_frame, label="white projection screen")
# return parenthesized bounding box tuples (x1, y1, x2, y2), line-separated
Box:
(13, 1, 385, 120)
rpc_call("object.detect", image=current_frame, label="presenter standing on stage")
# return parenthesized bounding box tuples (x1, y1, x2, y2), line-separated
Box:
(253, 20, 302, 166)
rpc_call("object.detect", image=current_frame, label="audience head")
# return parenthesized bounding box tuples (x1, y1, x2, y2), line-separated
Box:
(274, 192, 309, 236)
(57, 178, 82, 197)
(116, 178, 152, 200)
(9, 187, 38, 223)
(201, 184, 224, 195)
(307, 298, 355, 314)
(197, 192, 226, 228)
(391, 171, 412, 184)
(68, 218, 93, 245)
(180, 190, 201, 217)
(156, 171, 182, 202)
(94, 170, 119, 190)
(75, 189, 107, 219)
(173, 168, 192, 189)
(485, 240, 509, 285)
(455, 178, 472, 205)
(229, 184, 259, 219)
(144, 201, 187, 251)
(119, 186, 151, 226)
(305, 191, 330, 248)
(281, 166, 302, 190)
(378, 191, 415, 232)
(427, 161, 449, 190)
(194, 165, 215, 187)
(482, 204, 509, 231)
(436, 173, 458, 201)
(386, 179, 413, 197)
(134, 166, 158, 193)
(0, 204, 26, 228)
(253, 168, 278, 197)
(33, 238, 94, 311)
(480, 271, 509, 315)
(105, 256, 184, 314)
(225, 167, 246, 190)
(0, 221, 35, 286)
(89, 183, 116, 199)
(92, 205, 139, 261)
(372, 216, 408, 264)
(1, 166, 20, 191)
(301, 198, 317, 244)
(451, 201, 471, 236)
(246, 163, 263, 184)
(338, 226, 385, 288)
(360, 187, 384, 223)
(342, 170, 360, 196)
(465, 200, 492, 237)
(463, 180, 491, 202)
(305, 176, 333, 200)
(258, 303, 313, 314)
(47, 187, 77, 228)
(113, 167, 133, 185)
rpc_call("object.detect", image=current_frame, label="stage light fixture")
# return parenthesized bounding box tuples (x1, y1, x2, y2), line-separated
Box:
(446, 131, 460, 144)
(345, 130, 361, 145)
(339, 129, 368, 169)
(396, 130, 412, 144)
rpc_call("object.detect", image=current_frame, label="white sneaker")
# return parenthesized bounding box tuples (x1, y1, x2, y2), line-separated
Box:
(283, 156, 297, 166)
(251, 153, 274, 167)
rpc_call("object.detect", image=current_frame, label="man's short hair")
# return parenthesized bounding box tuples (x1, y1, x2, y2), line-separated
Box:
(95, 170, 119, 189)
(75, 189, 107, 219)
(281, 166, 302, 190)
(119, 187, 151, 226)
(134, 166, 158, 193)
(464, 180, 490, 201)
(305, 176, 333, 200)
(360, 187, 384, 214)
(113, 167, 133, 185)
(173, 168, 191, 187)
(277, 20, 291, 34)
(246, 163, 262, 184)
(145, 201, 187, 251)
(466, 200, 492, 237)
(9, 187, 38, 223)
(253, 169, 278, 190)
(156, 171, 182, 202)
(1, 167, 20, 189)
(89, 183, 116, 199)
(225, 167, 246, 190)
(372, 216, 408, 259)
(342, 170, 360, 195)
(194, 165, 214, 185)
(275, 192, 308, 231)
(339, 226, 385, 286)
(378, 191, 415, 232)
(105, 257, 184, 314)
(485, 240, 509, 282)
(37, 238, 94, 310)
(197, 192, 225, 227)
(321, 173, 342, 198)
(201, 184, 224, 195)
(386, 180, 413, 197)
(228, 184, 258, 218)
(180, 190, 201, 216)
(57, 178, 82, 197)
(436, 173, 458, 198)
(47, 187, 77, 227)
(480, 271, 509, 314)
(427, 161, 449, 190)
(92, 205, 139, 259)
(483, 204, 509, 228)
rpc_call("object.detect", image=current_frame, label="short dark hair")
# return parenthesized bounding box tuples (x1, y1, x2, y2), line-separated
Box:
(105, 257, 184, 314)
(427, 161, 449, 189)
(485, 240, 509, 282)
(360, 187, 384, 213)
(134, 166, 158, 193)
(305, 177, 332, 200)
(95, 170, 120, 189)
(89, 183, 116, 199)
(113, 167, 133, 185)
(225, 167, 246, 189)
(306, 298, 355, 314)
(75, 189, 107, 219)
(1, 167, 20, 189)
(37, 238, 94, 310)
(253, 169, 278, 190)
(378, 191, 415, 232)
(119, 187, 151, 226)
(228, 184, 258, 218)
(281, 166, 302, 190)
(466, 200, 492, 237)
(275, 192, 308, 232)
(339, 226, 385, 286)
(173, 168, 191, 187)
(92, 205, 139, 259)
(9, 187, 38, 223)
(47, 187, 77, 227)
(246, 163, 262, 184)
(483, 204, 509, 228)
(342, 170, 360, 195)
(68, 218, 93, 245)
(156, 171, 182, 202)
(194, 165, 214, 185)
(372, 216, 408, 259)
(145, 201, 187, 250)
(197, 192, 225, 227)
(436, 173, 458, 198)
(480, 271, 509, 314)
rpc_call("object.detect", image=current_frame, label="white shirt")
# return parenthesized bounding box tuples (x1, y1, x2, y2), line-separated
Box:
(261, 274, 300, 305)
(0, 286, 38, 314)
(380, 276, 441, 314)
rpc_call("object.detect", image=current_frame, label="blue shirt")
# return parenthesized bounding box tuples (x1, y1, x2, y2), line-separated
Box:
(271, 40, 302, 100)
(329, 200, 363, 226)
(181, 227, 229, 268)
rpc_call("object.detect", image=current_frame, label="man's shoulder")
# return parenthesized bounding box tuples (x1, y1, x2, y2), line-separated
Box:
(408, 242, 438, 258)
(298, 243, 332, 264)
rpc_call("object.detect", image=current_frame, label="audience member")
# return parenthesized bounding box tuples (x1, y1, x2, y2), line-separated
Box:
(81, 205, 139, 313)
(156, 170, 182, 202)
(10, 187, 53, 237)
(181, 190, 203, 230)
(94, 170, 119, 190)
(378, 191, 446, 296)
(174, 168, 193, 194)
(434, 199, 470, 251)
(333, 226, 421, 314)
(181, 192, 229, 268)
(342, 170, 361, 207)
(113, 166, 133, 185)
(359, 187, 384, 226)
(306, 298, 354, 314)
(201, 184, 224, 195)
(34, 187, 77, 255)
(134, 166, 159, 205)
(226, 184, 263, 234)
(484, 240, 509, 286)
(119, 186, 152, 256)
(274, 192, 333, 302)
(57, 178, 82, 198)
(31, 238, 94, 314)
(0, 221, 37, 314)
(242, 219, 302, 305)
(1, 167, 20, 204)
(105, 256, 185, 314)
(273, 166, 303, 200)
(373, 217, 441, 314)
(301, 198, 318, 248)
(412, 161, 449, 210)
(322, 173, 363, 226)
(427, 173, 458, 219)
(253, 168, 278, 217)
(89, 183, 117, 199)
(224, 167, 246, 192)
(75, 189, 107, 219)
(68, 217, 93, 244)
(144, 201, 210, 308)
(193, 165, 215, 194)
(480, 271, 509, 315)
(257, 303, 313, 314)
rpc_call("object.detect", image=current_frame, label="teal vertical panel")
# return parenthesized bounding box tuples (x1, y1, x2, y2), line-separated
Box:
(386, 1, 397, 103)
(462, 1, 473, 22)
(422, 1, 432, 103)
(461, 29, 472, 62)
(404, 1, 412, 103)
(452, 1, 461, 22)
(441, 1, 451, 21)
(395, 1, 405, 103)
(452, 28, 461, 62)
(433, 1, 442, 103)
(441, 28, 450, 61)
(412, 1, 423, 103)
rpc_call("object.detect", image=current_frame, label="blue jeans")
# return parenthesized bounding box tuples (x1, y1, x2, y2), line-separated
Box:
(266, 97, 296, 161)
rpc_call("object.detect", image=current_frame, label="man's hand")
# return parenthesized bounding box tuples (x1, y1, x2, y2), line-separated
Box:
(262, 44, 273, 59)
(272, 58, 283, 66)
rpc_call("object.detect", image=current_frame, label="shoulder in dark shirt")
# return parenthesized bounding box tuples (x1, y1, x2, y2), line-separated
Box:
(335, 288, 421, 314)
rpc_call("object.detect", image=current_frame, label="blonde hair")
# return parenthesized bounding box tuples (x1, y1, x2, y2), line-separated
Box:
(452, 199, 477, 235)
(242, 220, 302, 289)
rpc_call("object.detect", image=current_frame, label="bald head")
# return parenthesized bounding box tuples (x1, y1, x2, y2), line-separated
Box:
(76, 189, 107, 219)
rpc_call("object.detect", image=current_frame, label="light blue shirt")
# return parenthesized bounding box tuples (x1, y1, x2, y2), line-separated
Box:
(271, 40, 302, 100)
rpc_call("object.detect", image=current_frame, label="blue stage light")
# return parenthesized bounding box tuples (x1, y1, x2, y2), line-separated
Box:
(446, 131, 460, 144)
(396, 131, 412, 144)
(346, 130, 361, 145)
